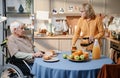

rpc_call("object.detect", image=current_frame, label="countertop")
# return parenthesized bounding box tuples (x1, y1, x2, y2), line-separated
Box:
(106, 37, 120, 44)
(34, 35, 74, 39)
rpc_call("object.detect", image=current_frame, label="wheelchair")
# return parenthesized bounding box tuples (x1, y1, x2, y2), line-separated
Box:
(0, 39, 33, 78)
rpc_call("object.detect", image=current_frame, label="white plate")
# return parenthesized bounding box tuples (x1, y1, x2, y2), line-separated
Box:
(43, 57, 59, 62)
(53, 50, 62, 54)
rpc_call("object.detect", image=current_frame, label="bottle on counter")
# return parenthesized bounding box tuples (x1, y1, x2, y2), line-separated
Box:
(92, 39, 101, 60)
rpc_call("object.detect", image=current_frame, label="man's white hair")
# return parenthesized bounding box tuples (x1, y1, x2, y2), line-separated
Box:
(10, 21, 23, 33)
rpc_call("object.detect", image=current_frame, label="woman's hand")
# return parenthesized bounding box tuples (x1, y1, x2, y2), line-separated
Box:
(89, 36, 94, 43)
(72, 45, 77, 51)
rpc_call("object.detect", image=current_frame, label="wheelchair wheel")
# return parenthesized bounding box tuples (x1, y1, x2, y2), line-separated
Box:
(0, 64, 24, 78)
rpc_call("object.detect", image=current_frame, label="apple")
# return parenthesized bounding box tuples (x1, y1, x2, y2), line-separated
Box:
(74, 55, 80, 60)
(80, 55, 85, 60)
(68, 55, 74, 59)
(63, 54, 68, 59)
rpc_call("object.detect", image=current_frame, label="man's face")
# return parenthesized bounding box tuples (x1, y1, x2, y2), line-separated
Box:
(14, 25, 25, 37)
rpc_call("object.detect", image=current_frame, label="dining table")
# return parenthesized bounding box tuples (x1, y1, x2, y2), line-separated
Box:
(31, 51, 113, 78)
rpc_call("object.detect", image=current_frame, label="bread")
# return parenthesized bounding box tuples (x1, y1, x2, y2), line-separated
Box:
(50, 50, 56, 55)
(43, 55, 51, 60)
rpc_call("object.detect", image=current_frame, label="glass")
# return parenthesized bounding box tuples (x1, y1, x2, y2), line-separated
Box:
(71, 46, 77, 53)
(80, 38, 92, 56)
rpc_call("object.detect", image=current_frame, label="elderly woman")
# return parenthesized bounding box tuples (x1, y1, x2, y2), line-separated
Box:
(7, 21, 44, 63)
(72, 3, 105, 51)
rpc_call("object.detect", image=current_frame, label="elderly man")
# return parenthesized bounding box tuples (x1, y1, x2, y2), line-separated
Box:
(7, 21, 44, 63)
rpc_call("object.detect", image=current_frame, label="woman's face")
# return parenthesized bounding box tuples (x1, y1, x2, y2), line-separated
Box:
(80, 8, 87, 18)
(14, 25, 25, 37)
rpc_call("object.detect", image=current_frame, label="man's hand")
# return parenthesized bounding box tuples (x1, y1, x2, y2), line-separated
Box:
(33, 52, 44, 58)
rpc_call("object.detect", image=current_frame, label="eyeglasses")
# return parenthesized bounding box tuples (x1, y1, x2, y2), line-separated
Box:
(80, 11, 85, 13)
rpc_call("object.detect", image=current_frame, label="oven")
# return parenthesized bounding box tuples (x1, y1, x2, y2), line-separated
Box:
(110, 41, 120, 64)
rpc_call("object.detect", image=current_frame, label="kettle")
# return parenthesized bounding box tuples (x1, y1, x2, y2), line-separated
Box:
(111, 31, 120, 41)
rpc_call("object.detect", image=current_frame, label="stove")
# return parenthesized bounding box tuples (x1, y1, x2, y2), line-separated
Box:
(110, 41, 120, 52)
(110, 41, 120, 64)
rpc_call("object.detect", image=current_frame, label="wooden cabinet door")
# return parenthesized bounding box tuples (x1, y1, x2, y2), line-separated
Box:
(34, 38, 59, 52)
(59, 39, 72, 51)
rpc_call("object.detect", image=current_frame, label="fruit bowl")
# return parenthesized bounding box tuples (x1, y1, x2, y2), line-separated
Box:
(67, 57, 89, 62)
(63, 50, 90, 62)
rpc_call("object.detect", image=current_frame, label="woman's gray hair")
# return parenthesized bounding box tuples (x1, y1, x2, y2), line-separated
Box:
(10, 21, 23, 33)
(80, 3, 95, 19)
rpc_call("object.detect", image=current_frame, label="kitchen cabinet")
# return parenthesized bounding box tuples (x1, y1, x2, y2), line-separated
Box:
(89, 0, 120, 14)
(34, 38, 59, 52)
(105, 0, 120, 14)
(34, 36, 82, 52)
(59, 39, 72, 51)
(92, 0, 105, 14)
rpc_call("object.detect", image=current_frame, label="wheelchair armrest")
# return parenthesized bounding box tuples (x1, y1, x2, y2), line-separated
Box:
(1, 39, 7, 47)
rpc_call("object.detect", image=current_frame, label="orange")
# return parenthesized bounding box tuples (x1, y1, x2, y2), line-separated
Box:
(77, 50, 83, 55)
(72, 52, 79, 56)
(83, 52, 89, 59)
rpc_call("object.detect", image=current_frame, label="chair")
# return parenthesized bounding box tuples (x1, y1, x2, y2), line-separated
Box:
(97, 64, 120, 78)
